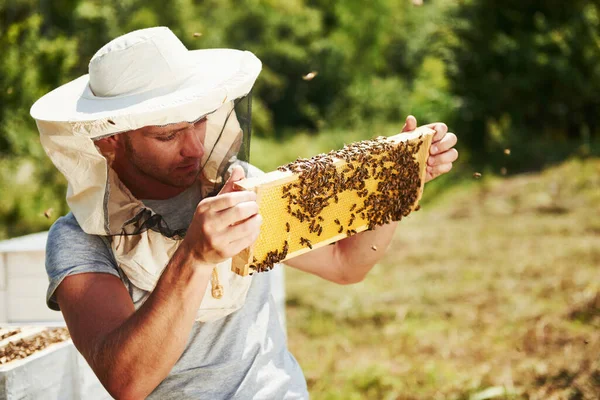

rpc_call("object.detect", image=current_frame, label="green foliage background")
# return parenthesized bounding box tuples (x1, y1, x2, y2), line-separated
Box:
(1, 0, 599, 239)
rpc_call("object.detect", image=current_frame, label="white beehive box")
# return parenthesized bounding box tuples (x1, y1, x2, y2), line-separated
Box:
(0, 328, 111, 400)
(0, 232, 62, 324)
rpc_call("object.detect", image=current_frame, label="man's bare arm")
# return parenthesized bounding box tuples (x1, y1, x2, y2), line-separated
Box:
(56, 167, 260, 399)
(57, 249, 213, 399)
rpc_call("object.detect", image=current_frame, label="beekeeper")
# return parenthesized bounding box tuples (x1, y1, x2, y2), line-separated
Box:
(30, 27, 457, 399)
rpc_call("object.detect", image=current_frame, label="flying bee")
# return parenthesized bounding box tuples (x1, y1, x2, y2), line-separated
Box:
(302, 71, 318, 81)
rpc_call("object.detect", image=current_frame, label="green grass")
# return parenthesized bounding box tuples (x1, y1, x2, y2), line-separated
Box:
(284, 157, 600, 399)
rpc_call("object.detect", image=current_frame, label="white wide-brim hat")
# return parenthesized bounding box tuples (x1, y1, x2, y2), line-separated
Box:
(31, 26, 261, 138)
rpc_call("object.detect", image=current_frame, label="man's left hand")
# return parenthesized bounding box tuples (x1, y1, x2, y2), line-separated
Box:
(401, 115, 458, 183)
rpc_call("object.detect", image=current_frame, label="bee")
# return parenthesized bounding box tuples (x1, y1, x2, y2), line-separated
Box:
(282, 241, 289, 257)
(107, 119, 116, 125)
(286, 222, 290, 232)
(371, 245, 378, 251)
(473, 172, 482, 179)
(302, 71, 318, 81)
(349, 204, 356, 212)
(338, 226, 344, 234)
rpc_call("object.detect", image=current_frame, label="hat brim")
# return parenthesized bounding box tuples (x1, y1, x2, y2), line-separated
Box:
(30, 49, 261, 137)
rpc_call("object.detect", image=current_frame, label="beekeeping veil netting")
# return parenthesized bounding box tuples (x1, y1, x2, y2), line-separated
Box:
(35, 94, 255, 322)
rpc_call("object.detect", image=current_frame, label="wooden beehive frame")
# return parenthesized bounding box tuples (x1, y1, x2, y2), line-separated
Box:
(231, 127, 434, 276)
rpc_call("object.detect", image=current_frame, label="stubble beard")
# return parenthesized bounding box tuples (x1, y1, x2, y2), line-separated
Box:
(125, 139, 201, 189)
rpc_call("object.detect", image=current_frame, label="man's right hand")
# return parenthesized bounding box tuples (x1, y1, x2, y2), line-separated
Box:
(182, 165, 262, 265)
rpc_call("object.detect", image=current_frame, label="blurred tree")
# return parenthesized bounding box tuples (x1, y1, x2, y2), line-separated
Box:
(0, 7, 79, 237)
(449, 0, 600, 168)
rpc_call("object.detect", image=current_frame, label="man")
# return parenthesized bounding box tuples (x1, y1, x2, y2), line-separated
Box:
(31, 27, 458, 399)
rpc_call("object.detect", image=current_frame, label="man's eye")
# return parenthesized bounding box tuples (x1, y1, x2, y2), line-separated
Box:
(157, 133, 177, 142)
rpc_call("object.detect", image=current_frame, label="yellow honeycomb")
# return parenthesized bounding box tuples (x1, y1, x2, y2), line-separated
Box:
(232, 127, 434, 276)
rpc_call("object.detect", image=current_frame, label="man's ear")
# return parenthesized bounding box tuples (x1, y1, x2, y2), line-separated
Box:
(94, 135, 121, 165)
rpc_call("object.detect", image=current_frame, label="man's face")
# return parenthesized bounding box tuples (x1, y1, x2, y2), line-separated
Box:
(121, 117, 207, 189)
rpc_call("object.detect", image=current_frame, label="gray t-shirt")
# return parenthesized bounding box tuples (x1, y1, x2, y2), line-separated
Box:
(45, 183, 308, 399)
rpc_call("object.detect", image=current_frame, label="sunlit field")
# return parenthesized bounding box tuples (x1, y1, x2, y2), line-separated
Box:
(284, 158, 600, 400)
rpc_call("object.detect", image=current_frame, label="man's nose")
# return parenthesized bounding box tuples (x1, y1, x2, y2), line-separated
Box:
(180, 126, 204, 158)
